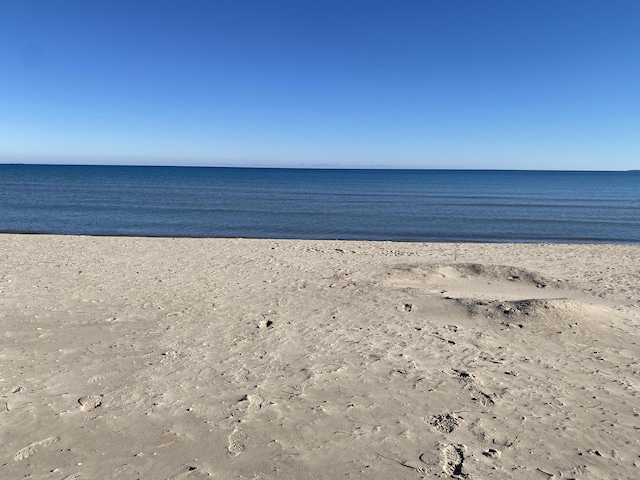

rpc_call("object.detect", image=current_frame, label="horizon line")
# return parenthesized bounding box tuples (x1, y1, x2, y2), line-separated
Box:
(0, 161, 636, 173)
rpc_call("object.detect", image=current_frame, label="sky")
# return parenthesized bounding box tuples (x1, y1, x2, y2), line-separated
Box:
(1, 1, 639, 170)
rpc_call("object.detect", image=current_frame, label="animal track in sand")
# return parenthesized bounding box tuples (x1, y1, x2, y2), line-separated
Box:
(228, 428, 247, 455)
(78, 394, 103, 411)
(14, 437, 59, 461)
(429, 413, 460, 433)
(441, 443, 467, 478)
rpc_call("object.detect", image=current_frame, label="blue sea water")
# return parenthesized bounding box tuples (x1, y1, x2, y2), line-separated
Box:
(1, 164, 639, 243)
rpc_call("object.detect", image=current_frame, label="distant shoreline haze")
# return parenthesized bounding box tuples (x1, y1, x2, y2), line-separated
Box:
(0, 162, 636, 173)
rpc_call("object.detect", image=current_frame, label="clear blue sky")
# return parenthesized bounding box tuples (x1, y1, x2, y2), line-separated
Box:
(1, 1, 638, 170)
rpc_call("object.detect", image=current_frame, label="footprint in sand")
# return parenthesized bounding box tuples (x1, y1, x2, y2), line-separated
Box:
(441, 443, 466, 477)
(228, 428, 247, 455)
(15, 437, 59, 461)
(161, 350, 179, 361)
(429, 413, 460, 433)
(78, 395, 103, 412)
(483, 448, 500, 458)
(257, 319, 274, 329)
(471, 391, 495, 407)
(235, 368, 249, 383)
(87, 371, 117, 384)
(165, 465, 212, 479)
(248, 394, 264, 411)
(87, 375, 103, 384)
(451, 370, 496, 407)
(221, 394, 265, 426)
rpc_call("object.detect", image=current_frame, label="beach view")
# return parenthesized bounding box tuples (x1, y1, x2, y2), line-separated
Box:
(1, 2, 639, 479)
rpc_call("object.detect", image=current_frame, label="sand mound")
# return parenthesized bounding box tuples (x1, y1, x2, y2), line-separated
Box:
(452, 296, 611, 329)
(446, 262, 563, 287)
(391, 262, 564, 289)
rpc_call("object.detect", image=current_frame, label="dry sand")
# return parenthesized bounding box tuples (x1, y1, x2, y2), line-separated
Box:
(1, 235, 639, 479)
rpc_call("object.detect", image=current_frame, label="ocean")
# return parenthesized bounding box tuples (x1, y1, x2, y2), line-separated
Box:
(1, 164, 639, 243)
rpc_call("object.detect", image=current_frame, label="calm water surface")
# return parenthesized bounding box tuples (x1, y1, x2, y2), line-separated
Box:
(1, 165, 639, 243)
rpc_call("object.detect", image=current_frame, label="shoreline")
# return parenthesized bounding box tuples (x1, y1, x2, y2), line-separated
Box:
(2, 234, 639, 478)
(2, 230, 639, 245)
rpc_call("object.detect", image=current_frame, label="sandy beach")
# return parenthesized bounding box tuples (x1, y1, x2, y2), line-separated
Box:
(1, 234, 639, 479)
